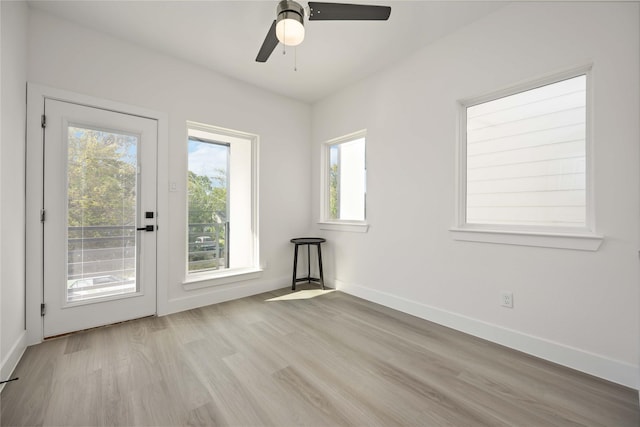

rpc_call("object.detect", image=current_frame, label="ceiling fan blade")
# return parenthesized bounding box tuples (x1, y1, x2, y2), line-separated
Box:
(308, 2, 391, 21)
(256, 20, 279, 63)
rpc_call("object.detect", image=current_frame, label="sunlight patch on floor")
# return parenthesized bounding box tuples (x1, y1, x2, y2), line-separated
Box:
(266, 289, 335, 301)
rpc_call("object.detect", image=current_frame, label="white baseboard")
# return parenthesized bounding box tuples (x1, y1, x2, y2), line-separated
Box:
(0, 331, 27, 393)
(335, 280, 639, 390)
(162, 276, 290, 316)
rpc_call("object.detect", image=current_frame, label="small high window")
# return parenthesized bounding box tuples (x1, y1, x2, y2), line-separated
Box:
(321, 131, 366, 224)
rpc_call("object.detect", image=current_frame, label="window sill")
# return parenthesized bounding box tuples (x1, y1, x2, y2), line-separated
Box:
(449, 227, 603, 251)
(318, 221, 369, 233)
(183, 268, 263, 291)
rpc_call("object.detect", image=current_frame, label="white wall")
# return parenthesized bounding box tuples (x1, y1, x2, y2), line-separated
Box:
(311, 2, 639, 388)
(0, 0, 28, 383)
(26, 8, 311, 322)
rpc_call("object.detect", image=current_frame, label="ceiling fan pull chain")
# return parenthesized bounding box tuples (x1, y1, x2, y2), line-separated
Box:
(282, 22, 287, 55)
(294, 46, 298, 72)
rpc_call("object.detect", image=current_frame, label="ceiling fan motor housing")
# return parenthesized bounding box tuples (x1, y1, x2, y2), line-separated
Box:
(277, 0, 306, 20)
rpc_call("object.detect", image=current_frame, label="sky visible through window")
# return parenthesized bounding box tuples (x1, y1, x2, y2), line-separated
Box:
(188, 138, 228, 186)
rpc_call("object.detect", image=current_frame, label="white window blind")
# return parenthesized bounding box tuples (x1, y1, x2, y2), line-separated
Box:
(465, 74, 587, 228)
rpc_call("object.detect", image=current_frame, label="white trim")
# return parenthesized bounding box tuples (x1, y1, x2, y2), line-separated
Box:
(324, 129, 368, 146)
(182, 268, 263, 290)
(449, 227, 603, 251)
(0, 331, 27, 393)
(0, 2, 3, 396)
(318, 221, 369, 233)
(25, 83, 169, 344)
(156, 112, 170, 316)
(335, 280, 638, 390)
(166, 275, 287, 315)
(460, 64, 594, 109)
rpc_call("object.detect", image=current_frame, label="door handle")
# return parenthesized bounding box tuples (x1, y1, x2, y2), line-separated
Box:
(137, 225, 154, 232)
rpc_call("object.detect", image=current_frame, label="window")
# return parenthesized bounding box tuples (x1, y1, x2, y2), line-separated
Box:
(453, 67, 602, 250)
(186, 122, 259, 281)
(319, 130, 368, 232)
(320, 131, 367, 230)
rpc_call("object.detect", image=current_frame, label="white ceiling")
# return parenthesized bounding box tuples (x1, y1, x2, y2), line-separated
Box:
(27, 0, 506, 103)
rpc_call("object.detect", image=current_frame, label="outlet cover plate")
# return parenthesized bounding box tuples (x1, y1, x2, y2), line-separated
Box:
(501, 291, 514, 308)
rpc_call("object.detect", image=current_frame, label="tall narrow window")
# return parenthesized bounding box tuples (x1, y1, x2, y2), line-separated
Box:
(187, 122, 258, 278)
(461, 72, 589, 230)
(187, 137, 229, 273)
(322, 131, 366, 222)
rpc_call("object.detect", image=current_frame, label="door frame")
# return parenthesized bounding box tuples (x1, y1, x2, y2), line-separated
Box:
(26, 83, 169, 345)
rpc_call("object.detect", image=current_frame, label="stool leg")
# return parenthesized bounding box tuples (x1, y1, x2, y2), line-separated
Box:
(292, 244, 299, 290)
(317, 243, 325, 290)
(307, 244, 311, 283)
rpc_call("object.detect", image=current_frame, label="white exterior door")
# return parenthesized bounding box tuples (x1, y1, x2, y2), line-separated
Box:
(42, 99, 157, 337)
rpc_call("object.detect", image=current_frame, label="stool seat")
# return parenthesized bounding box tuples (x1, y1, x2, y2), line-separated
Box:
(290, 237, 326, 245)
(290, 237, 326, 290)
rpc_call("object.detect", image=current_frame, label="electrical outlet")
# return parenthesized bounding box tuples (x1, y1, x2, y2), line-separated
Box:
(501, 291, 513, 308)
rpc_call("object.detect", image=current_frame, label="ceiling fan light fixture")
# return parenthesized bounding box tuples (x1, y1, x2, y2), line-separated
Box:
(275, 0, 305, 46)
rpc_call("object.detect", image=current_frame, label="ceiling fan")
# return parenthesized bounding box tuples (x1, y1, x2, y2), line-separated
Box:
(256, 1, 392, 63)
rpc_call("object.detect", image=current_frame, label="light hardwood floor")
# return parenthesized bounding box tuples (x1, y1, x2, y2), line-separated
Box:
(2, 285, 639, 426)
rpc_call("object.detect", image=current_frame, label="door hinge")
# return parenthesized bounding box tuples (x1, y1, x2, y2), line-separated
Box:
(40, 303, 46, 317)
(40, 209, 46, 223)
(41, 114, 46, 128)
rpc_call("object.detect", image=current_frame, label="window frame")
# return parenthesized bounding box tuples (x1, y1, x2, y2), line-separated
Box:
(319, 130, 369, 233)
(451, 65, 603, 250)
(184, 121, 261, 286)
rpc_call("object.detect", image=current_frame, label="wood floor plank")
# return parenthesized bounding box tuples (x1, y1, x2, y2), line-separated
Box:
(0, 337, 66, 427)
(224, 352, 338, 426)
(129, 379, 185, 426)
(101, 362, 135, 427)
(42, 369, 103, 426)
(182, 339, 274, 426)
(272, 365, 355, 426)
(185, 401, 224, 427)
(2, 285, 638, 426)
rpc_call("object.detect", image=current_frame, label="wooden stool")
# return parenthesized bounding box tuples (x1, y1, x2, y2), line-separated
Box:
(290, 237, 326, 290)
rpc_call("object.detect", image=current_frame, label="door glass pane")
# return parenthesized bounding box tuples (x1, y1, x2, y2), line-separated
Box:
(67, 126, 138, 302)
(187, 137, 229, 273)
